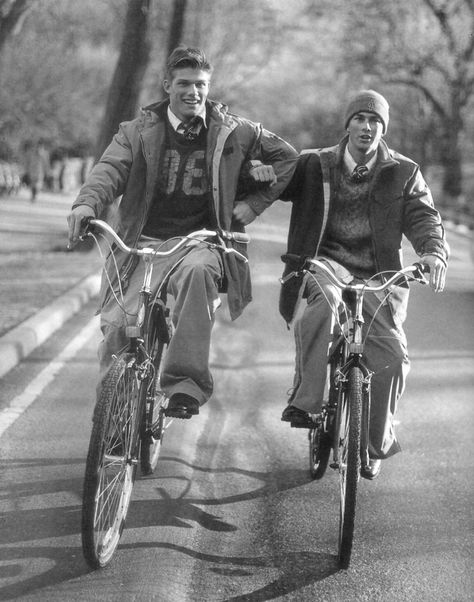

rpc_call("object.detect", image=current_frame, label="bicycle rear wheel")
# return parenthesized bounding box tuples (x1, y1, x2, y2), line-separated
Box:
(140, 340, 169, 475)
(309, 415, 331, 479)
(140, 296, 173, 475)
(82, 352, 142, 569)
(337, 365, 363, 569)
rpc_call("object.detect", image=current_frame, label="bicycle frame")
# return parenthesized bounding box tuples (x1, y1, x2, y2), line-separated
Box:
(308, 258, 426, 462)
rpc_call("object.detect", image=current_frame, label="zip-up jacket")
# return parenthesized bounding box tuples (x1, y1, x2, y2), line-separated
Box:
(73, 99, 298, 320)
(279, 136, 449, 326)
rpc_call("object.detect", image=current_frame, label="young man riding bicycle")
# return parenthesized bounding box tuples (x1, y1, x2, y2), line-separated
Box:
(278, 90, 448, 479)
(67, 46, 297, 419)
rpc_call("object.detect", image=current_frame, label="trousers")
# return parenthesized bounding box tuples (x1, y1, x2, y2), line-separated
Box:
(290, 262, 410, 459)
(98, 241, 224, 405)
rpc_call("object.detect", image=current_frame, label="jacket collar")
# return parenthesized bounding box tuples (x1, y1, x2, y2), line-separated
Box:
(139, 98, 232, 129)
(320, 134, 399, 171)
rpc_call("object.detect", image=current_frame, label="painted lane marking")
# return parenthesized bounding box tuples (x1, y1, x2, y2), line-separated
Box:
(0, 316, 99, 439)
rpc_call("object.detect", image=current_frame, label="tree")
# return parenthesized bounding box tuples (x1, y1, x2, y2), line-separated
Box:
(342, 0, 474, 204)
(167, 0, 187, 56)
(0, 0, 37, 55)
(95, 0, 152, 159)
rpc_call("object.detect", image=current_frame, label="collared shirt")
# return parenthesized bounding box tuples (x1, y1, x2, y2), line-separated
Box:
(167, 106, 207, 133)
(344, 146, 377, 173)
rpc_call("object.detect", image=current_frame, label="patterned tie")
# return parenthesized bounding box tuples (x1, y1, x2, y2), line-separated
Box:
(179, 116, 204, 141)
(352, 164, 369, 182)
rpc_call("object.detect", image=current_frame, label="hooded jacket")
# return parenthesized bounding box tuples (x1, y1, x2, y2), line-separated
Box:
(279, 136, 449, 326)
(73, 99, 297, 320)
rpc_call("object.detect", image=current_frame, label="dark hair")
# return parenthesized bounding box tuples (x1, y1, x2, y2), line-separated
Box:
(165, 46, 213, 80)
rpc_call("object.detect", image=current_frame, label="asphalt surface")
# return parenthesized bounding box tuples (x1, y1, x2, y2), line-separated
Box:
(0, 196, 473, 600)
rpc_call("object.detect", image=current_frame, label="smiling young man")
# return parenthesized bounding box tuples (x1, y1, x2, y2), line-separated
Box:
(279, 90, 448, 479)
(68, 46, 297, 419)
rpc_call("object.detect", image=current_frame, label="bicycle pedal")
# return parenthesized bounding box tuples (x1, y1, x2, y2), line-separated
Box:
(163, 408, 193, 419)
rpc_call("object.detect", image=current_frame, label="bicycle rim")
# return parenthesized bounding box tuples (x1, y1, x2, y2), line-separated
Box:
(82, 353, 141, 569)
(337, 366, 362, 569)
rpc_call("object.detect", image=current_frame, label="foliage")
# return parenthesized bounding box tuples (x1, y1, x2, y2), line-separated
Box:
(0, 0, 471, 202)
(0, 0, 125, 160)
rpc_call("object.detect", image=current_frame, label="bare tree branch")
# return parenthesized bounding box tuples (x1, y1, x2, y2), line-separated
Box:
(421, 0, 458, 56)
(0, 0, 36, 53)
(384, 77, 448, 118)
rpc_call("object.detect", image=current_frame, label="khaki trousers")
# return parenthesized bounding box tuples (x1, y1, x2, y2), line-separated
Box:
(98, 242, 224, 405)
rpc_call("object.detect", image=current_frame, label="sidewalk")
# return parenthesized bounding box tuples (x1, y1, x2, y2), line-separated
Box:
(0, 188, 102, 378)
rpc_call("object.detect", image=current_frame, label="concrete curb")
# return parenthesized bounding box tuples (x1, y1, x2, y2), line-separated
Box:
(0, 271, 101, 379)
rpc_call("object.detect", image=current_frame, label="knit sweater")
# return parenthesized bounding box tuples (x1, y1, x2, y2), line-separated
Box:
(318, 165, 376, 278)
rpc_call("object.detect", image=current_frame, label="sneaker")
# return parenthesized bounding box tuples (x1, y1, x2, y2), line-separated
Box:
(281, 405, 318, 428)
(361, 458, 382, 480)
(164, 393, 200, 419)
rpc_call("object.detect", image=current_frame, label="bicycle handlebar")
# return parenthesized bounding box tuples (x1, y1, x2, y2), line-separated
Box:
(82, 218, 250, 259)
(280, 254, 428, 291)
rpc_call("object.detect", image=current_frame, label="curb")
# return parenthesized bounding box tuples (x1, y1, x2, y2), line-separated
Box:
(0, 271, 101, 379)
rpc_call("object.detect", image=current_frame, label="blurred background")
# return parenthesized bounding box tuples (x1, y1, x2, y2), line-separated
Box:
(0, 0, 472, 224)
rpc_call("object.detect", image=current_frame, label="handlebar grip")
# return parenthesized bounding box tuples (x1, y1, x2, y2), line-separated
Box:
(230, 231, 250, 244)
(413, 261, 429, 274)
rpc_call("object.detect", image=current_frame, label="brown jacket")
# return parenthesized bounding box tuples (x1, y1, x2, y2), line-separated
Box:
(279, 137, 449, 326)
(73, 99, 297, 319)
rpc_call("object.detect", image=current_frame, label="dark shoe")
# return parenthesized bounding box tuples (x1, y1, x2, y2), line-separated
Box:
(361, 458, 382, 480)
(165, 393, 200, 419)
(281, 405, 317, 429)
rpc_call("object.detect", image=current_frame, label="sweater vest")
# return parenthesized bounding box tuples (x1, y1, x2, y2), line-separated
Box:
(318, 165, 376, 278)
(143, 122, 213, 239)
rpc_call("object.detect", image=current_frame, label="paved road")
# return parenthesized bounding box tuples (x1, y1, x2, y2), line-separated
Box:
(0, 202, 473, 601)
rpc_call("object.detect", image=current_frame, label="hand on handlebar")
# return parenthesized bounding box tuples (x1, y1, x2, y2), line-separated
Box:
(420, 254, 447, 293)
(67, 206, 96, 248)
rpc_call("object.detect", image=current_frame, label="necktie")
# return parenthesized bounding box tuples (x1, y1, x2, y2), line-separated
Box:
(179, 117, 203, 141)
(352, 164, 369, 182)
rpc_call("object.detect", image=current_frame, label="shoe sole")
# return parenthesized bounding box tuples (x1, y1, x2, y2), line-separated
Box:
(281, 417, 316, 429)
(164, 406, 199, 419)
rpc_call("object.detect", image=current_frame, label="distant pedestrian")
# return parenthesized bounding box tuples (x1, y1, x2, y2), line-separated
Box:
(22, 140, 50, 202)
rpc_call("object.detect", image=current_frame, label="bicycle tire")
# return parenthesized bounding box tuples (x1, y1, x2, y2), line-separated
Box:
(337, 365, 363, 569)
(140, 341, 168, 475)
(82, 352, 142, 569)
(308, 419, 331, 479)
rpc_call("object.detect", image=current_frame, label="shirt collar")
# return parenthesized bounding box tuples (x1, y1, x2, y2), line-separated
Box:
(167, 105, 207, 131)
(344, 145, 378, 172)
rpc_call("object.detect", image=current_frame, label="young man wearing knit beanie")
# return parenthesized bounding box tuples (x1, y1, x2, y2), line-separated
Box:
(278, 89, 448, 479)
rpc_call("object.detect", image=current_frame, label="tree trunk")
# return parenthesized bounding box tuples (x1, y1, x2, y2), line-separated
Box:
(94, 0, 151, 160)
(439, 94, 464, 206)
(167, 0, 187, 56)
(0, 0, 35, 55)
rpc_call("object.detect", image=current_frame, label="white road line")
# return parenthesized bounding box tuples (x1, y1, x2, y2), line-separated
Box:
(0, 316, 99, 439)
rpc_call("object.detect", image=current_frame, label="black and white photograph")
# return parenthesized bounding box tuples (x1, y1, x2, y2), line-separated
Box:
(0, 1, 473, 600)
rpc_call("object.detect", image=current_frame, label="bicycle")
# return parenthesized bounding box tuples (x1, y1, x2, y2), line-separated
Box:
(280, 256, 428, 569)
(79, 218, 249, 569)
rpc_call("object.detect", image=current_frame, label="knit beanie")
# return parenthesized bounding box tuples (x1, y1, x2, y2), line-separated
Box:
(344, 90, 389, 134)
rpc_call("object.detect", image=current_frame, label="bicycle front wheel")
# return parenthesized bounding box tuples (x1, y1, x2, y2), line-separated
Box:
(82, 353, 142, 569)
(337, 366, 363, 569)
